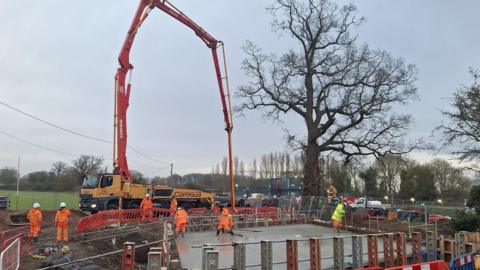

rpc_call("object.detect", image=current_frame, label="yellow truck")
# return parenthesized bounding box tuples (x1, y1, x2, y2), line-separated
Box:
(80, 174, 214, 213)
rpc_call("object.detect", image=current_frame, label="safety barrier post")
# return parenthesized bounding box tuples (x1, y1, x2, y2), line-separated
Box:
(147, 249, 162, 270)
(205, 250, 219, 270)
(286, 239, 298, 270)
(333, 237, 344, 270)
(395, 233, 407, 266)
(261, 240, 272, 270)
(411, 232, 422, 263)
(455, 232, 465, 257)
(367, 235, 379, 267)
(383, 234, 394, 267)
(233, 242, 246, 270)
(202, 244, 215, 270)
(122, 242, 135, 270)
(309, 238, 321, 270)
(352, 235, 363, 268)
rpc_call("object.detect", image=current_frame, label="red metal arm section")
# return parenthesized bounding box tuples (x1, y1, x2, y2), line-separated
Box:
(114, 0, 235, 205)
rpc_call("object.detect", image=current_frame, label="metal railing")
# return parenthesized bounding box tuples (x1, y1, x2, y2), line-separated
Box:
(195, 232, 412, 270)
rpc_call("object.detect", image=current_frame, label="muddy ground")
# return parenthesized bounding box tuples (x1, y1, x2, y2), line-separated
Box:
(0, 211, 181, 269)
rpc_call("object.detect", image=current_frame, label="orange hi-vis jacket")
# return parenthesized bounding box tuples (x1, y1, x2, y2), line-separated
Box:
(218, 208, 232, 229)
(27, 208, 42, 225)
(140, 198, 153, 209)
(55, 208, 71, 227)
(175, 209, 188, 225)
(170, 198, 178, 210)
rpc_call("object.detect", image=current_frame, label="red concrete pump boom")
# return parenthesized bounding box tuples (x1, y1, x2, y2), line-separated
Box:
(113, 0, 236, 205)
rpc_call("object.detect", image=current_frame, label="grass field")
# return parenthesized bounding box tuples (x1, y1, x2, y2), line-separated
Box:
(0, 190, 79, 211)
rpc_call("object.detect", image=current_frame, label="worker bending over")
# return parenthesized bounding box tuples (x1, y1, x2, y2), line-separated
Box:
(140, 194, 153, 222)
(331, 200, 346, 234)
(27, 203, 43, 242)
(175, 207, 188, 238)
(217, 208, 233, 236)
(55, 202, 71, 243)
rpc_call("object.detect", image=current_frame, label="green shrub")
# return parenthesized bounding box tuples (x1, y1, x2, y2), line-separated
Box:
(450, 210, 480, 232)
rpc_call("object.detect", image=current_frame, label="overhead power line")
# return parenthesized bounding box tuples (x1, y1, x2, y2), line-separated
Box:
(0, 129, 170, 172)
(0, 100, 110, 143)
(0, 99, 171, 166)
(0, 130, 76, 157)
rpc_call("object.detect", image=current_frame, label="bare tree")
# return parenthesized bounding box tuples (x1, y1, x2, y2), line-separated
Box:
(221, 157, 228, 175)
(72, 155, 104, 182)
(51, 161, 68, 177)
(250, 158, 258, 179)
(236, 0, 418, 195)
(239, 161, 246, 177)
(375, 154, 405, 203)
(345, 159, 361, 193)
(439, 69, 480, 169)
(234, 156, 239, 176)
(428, 158, 470, 199)
(215, 163, 220, 175)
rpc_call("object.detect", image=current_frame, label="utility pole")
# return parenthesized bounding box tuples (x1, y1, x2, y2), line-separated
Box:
(16, 157, 20, 211)
(170, 163, 173, 176)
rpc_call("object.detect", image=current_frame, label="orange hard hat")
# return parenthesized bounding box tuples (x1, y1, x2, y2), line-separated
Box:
(222, 208, 229, 215)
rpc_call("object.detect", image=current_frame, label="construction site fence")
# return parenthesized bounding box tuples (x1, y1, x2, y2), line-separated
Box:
(0, 227, 30, 257)
(0, 237, 20, 270)
(76, 207, 305, 234)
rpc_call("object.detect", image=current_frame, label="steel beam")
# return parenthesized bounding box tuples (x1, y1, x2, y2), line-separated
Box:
(333, 237, 344, 270)
(122, 242, 135, 270)
(352, 235, 363, 268)
(286, 239, 298, 270)
(367, 235, 378, 267)
(395, 233, 407, 266)
(309, 238, 321, 270)
(261, 240, 272, 270)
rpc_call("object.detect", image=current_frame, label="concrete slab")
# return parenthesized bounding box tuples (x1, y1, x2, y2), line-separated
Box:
(176, 224, 405, 269)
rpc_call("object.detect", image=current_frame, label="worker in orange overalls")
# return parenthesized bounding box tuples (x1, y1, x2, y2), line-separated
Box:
(55, 202, 71, 243)
(217, 208, 233, 236)
(175, 207, 188, 238)
(170, 196, 178, 216)
(212, 202, 219, 215)
(140, 194, 153, 222)
(27, 202, 42, 242)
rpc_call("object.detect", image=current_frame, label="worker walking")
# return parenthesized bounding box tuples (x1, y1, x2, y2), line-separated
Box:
(55, 202, 71, 243)
(175, 207, 188, 238)
(217, 208, 233, 236)
(140, 194, 153, 222)
(331, 201, 346, 234)
(27, 203, 42, 242)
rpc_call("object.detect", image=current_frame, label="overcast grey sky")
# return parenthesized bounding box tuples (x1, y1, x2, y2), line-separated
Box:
(1, 0, 479, 177)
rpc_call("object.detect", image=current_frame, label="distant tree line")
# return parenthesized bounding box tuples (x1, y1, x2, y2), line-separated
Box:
(0, 155, 104, 191)
(207, 152, 473, 203)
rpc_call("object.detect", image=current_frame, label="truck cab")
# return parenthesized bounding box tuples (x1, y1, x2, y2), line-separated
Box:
(80, 174, 146, 212)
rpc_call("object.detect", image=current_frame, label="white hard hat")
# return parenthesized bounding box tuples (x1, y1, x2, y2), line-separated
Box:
(146, 194, 150, 197)
(177, 207, 182, 210)
(60, 202, 66, 208)
(33, 203, 40, 208)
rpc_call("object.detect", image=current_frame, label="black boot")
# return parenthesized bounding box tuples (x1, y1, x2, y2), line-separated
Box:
(216, 230, 220, 236)
(33, 237, 37, 242)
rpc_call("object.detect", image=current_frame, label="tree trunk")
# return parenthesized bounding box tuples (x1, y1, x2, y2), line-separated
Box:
(303, 140, 322, 196)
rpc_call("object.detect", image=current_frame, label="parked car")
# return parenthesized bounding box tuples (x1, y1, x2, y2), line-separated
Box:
(0, 196, 10, 210)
